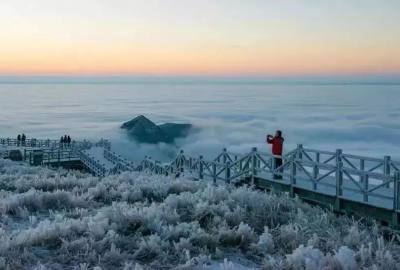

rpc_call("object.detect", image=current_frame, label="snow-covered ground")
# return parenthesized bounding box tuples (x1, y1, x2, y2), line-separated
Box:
(0, 159, 400, 269)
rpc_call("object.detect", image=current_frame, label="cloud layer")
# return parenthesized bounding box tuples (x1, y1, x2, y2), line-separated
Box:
(0, 82, 399, 161)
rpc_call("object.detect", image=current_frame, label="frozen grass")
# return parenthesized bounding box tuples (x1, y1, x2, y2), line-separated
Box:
(1, 160, 400, 269)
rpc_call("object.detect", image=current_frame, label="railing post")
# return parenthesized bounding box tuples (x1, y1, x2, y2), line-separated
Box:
(359, 159, 365, 183)
(212, 162, 217, 184)
(335, 149, 343, 211)
(154, 161, 159, 174)
(384, 156, 391, 188)
(313, 152, 320, 178)
(148, 157, 153, 172)
(251, 147, 257, 185)
(180, 150, 184, 173)
(393, 172, 400, 227)
(297, 144, 303, 160)
(223, 148, 227, 164)
(312, 152, 320, 190)
(289, 154, 296, 198)
(363, 174, 369, 202)
(199, 156, 204, 180)
(225, 161, 231, 184)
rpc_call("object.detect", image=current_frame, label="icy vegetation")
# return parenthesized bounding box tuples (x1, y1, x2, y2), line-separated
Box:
(1, 160, 400, 269)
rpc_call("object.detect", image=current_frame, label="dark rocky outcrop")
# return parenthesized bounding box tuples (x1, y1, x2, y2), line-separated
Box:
(121, 115, 193, 144)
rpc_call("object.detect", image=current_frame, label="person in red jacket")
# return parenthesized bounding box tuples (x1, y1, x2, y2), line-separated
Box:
(267, 130, 284, 179)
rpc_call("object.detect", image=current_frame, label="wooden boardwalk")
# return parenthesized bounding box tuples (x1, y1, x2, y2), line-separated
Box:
(1, 137, 400, 227)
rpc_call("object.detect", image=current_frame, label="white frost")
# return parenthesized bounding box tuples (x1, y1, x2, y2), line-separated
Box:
(0, 159, 399, 269)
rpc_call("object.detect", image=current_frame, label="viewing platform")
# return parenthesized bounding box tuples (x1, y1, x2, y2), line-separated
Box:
(1, 136, 400, 228)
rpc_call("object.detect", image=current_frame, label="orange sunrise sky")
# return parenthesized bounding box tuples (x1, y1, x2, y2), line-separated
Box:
(1, 0, 400, 76)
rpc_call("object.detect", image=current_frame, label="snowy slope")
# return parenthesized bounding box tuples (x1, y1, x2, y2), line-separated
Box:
(0, 159, 399, 269)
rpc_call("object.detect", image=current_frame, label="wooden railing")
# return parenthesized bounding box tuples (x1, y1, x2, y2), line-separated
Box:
(0, 137, 92, 150)
(7, 136, 399, 216)
(23, 148, 81, 165)
(17, 138, 111, 173)
(103, 149, 136, 173)
(127, 145, 400, 213)
(80, 150, 107, 177)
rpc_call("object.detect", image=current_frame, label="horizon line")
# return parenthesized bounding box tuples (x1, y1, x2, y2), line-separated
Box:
(0, 74, 399, 86)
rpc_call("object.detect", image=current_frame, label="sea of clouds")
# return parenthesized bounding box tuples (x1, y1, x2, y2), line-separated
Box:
(0, 80, 399, 161)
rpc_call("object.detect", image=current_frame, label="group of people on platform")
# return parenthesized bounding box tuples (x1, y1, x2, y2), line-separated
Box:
(60, 135, 72, 147)
(16, 134, 27, 146)
(13, 133, 73, 148)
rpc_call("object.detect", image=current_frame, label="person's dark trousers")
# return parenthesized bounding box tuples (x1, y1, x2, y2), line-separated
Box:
(273, 157, 283, 179)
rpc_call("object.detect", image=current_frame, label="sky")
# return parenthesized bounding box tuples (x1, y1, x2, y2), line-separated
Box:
(1, 0, 400, 76)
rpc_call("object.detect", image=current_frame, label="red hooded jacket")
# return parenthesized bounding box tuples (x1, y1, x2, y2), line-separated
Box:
(267, 136, 284, 156)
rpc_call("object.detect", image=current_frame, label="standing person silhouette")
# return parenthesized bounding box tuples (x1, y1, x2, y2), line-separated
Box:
(17, 134, 21, 146)
(63, 135, 68, 148)
(21, 134, 26, 146)
(266, 130, 284, 179)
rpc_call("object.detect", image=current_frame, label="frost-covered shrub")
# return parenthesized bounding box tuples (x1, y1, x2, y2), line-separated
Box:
(286, 245, 326, 270)
(334, 246, 357, 270)
(218, 222, 257, 248)
(0, 188, 88, 215)
(277, 223, 303, 252)
(254, 226, 275, 254)
(0, 159, 89, 192)
(1, 160, 400, 269)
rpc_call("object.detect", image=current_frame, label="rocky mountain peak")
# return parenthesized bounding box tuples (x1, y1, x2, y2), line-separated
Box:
(121, 115, 193, 144)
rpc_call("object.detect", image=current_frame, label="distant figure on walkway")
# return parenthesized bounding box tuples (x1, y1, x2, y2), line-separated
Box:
(267, 130, 284, 179)
(17, 134, 21, 146)
(67, 135, 71, 146)
(21, 134, 26, 146)
(63, 135, 68, 148)
(60, 136, 65, 148)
